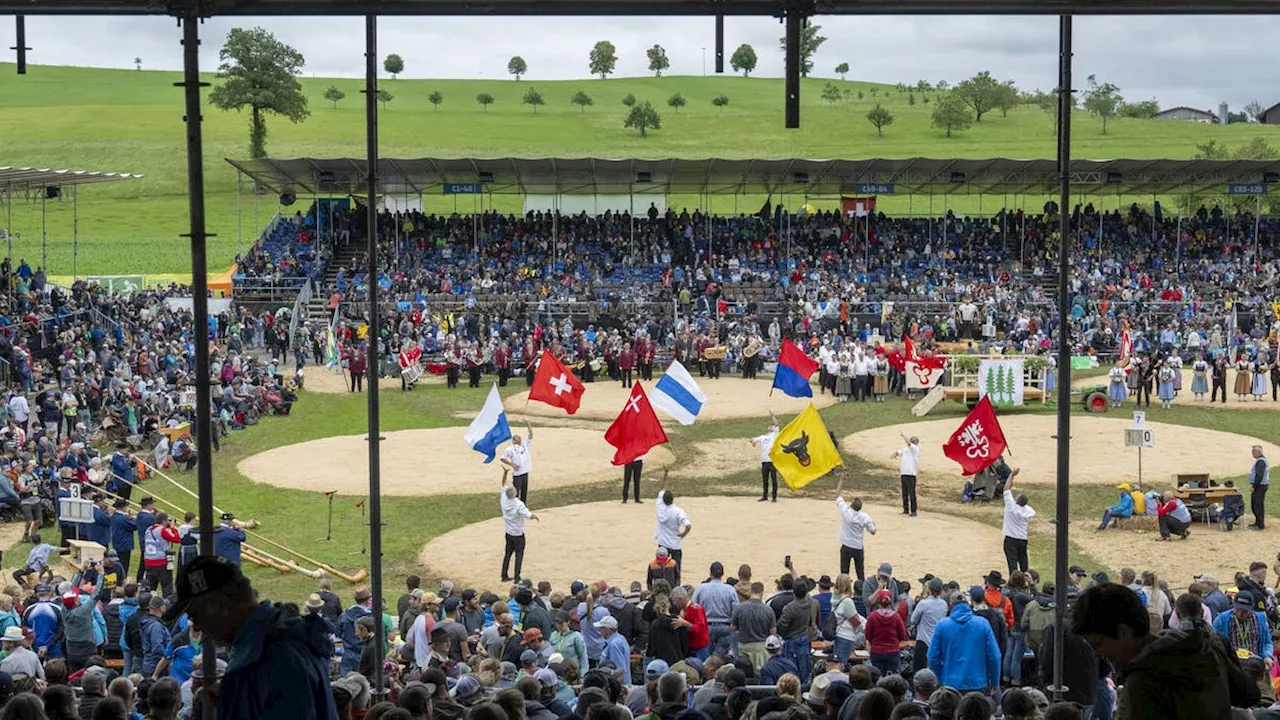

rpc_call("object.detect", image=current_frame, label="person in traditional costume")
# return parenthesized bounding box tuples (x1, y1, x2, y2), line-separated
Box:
(1168, 354, 1183, 394)
(835, 348, 854, 402)
(872, 354, 890, 402)
(1235, 356, 1252, 401)
(1190, 356, 1210, 401)
(1157, 361, 1176, 409)
(1108, 362, 1128, 408)
(1254, 351, 1270, 401)
(1044, 354, 1058, 394)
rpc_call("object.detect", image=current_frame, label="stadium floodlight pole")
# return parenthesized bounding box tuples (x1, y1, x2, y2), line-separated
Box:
(363, 12, 388, 701)
(1051, 12, 1073, 704)
(177, 9, 218, 718)
(10, 15, 27, 74)
(714, 15, 724, 73)
(783, 9, 800, 128)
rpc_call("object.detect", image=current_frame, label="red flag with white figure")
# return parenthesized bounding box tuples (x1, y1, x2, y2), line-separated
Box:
(942, 396, 1008, 476)
(605, 382, 669, 466)
(528, 350, 586, 415)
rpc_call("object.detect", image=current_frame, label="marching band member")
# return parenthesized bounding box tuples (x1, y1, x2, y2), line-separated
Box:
(494, 341, 512, 387)
(636, 332, 655, 381)
(445, 336, 461, 390)
(522, 338, 538, 387)
(618, 341, 636, 389)
(398, 342, 422, 392)
(465, 341, 483, 389)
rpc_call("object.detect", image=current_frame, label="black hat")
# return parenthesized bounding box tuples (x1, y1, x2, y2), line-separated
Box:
(112, 498, 128, 509)
(220, 512, 235, 521)
(817, 575, 833, 589)
(985, 571, 1005, 588)
(918, 573, 936, 584)
(140, 497, 155, 507)
(163, 556, 243, 623)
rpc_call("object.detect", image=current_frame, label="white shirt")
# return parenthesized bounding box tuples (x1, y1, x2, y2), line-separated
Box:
(7, 395, 27, 422)
(897, 444, 921, 476)
(654, 491, 690, 550)
(753, 430, 779, 463)
(501, 440, 533, 476)
(501, 489, 532, 536)
(959, 303, 978, 322)
(1002, 489, 1036, 540)
(836, 496, 876, 549)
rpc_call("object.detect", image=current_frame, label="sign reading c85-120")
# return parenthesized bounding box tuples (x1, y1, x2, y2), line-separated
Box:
(1228, 184, 1267, 196)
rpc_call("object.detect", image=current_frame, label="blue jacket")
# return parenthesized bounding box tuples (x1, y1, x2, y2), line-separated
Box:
(337, 604, 370, 675)
(213, 526, 246, 565)
(139, 614, 171, 676)
(24, 600, 63, 658)
(759, 654, 800, 686)
(108, 452, 133, 493)
(117, 599, 140, 652)
(1211, 610, 1274, 660)
(221, 602, 339, 720)
(134, 510, 155, 550)
(927, 603, 1002, 692)
(90, 506, 112, 548)
(110, 513, 138, 551)
(1107, 492, 1135, 518)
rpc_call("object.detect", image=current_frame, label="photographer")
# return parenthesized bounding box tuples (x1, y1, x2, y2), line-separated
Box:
(141, 512, 181, 596)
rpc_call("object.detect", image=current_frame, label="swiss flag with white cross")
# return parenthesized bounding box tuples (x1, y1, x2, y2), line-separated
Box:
(528, 349, 586, 415)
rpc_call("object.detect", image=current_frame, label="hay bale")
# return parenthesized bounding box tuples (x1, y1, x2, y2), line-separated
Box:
(1117, 515, 1160, 533)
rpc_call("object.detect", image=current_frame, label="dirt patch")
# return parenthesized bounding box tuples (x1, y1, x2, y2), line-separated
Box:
(1077, 520, 1276, 586)
(505, 377, 836, 422)
(671, 439, 765, 482)
(419, 497, 1003, 592)
(238, 427, 676, 497)
(303, 367, 444, 395)
(844, 415, 1279, 486)
(1073, 370, 1280, 411)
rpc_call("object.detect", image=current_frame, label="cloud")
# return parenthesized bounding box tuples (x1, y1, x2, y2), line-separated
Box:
(1, 13, 1277, 109)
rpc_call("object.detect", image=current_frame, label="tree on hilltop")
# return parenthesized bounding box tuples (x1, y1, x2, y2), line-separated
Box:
(589, 41, 618, 79)
(835, 62, 849, 80)
(647, 45, 670, 77)
(712, 94, 730, 110)
(209, 27, 310, 159)
(730, 44, 757, 77)
(377, 88, 394, 110)
(508, 56, 527, 81)
(383, 53, 404, 79)
(931, 92, 973, 137)
(778, 23, 826, 77)
(866, 103, 894, 137)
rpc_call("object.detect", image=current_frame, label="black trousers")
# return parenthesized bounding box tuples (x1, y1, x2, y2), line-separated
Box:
(1212, 380, 1227, 403)
(502, 533, 527, 581)
(447, 366, 460, 388)
(1159, 514, 1190, 539)
(840, 544, 865, 581)
(144, 565, 174, 596)
(623, 461, 642, 501)
(1139, 382, 1152, 407)
(468, 367, 482, 388)
(620, 369, 633, 388)
(912, 640, 930, 674)
(668, 548, 683, 584)
(525, 368, 535, 387)
(707, 361, 720, 379)
(1253, 484, 1268, 528)
(901, 475, 918, 515)
(349, 371, 364, 392)
(498, 368, 510, 387)
(640, 363, 653, 381)
(116, 550, 131, 579)
(514, 474, 529, 504)
(1003, 536, 1029, 575)
(761, 462, 778, 500)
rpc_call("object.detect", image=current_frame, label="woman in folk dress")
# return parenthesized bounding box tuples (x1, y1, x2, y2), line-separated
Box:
(1157, 362, 1176, 409)
(1168, 354, 1183, 393)
(1044, 354, 1058, 394)
(1254, 354, 1270, 401)
(1235, 358, 1253, 401)
(1108, 363, 1129, 407)
(872, 355, 890, 402)
(835, 348, 854, 402)
(1190, 356, 1210, 401)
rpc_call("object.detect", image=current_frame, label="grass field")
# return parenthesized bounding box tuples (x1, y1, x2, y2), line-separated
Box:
(3, 63, 1279, 276)
(41, 367, 1268, 603)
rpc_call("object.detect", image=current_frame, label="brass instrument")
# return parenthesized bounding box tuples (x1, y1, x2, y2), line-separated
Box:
(590, 358, 604, 371)
(704, 346, 729, 360)
(743, 339, 763, 358)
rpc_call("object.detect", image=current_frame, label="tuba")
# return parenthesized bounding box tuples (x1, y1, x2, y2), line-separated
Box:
(743, 339, 763, 358)
(704, 346, 729, 360)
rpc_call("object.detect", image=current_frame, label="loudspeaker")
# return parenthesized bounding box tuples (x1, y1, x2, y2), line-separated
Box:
(793, 172, 809, 184)
(280, 192, 297, 207)
(317, 171, 336, 184)
(636, 172, 652, 184)
(1264, 173, 1279, 185)
(950, 172, 966, 184)
(1105, 172, 1123, 185)
(478, 171, 494, 184)
(44, 187, 61, 199)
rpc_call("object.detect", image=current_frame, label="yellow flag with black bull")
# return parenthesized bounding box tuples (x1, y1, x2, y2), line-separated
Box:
(769, 403, 843, 490)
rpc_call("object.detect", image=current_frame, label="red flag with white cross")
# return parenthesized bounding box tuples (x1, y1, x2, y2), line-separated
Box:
(528, 350, 586, 415)
(942, 395, 1008, 476)
(605, 382, 669, 466)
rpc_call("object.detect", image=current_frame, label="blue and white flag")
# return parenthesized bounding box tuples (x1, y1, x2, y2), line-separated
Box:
(465, 384, 512, 463)
(651, 360, 707, 426)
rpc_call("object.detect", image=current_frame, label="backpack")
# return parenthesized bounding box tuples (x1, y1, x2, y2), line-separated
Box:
(125, 609, 144, 654)
(820, 605, 837, 641)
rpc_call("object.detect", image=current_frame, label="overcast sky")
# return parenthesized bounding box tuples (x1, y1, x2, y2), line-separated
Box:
(2, 14, 1276, 111)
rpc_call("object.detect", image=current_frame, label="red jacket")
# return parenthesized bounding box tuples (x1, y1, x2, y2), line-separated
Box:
(985, 588, 1015, 629)
(682, 602, 709, 651)
(864, 608, 907, 655)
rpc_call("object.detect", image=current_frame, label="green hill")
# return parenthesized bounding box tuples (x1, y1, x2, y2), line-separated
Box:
(0, 63, 1274, 275)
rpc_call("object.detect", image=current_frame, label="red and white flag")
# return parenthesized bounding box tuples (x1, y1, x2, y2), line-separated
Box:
(528, 350, 586, 415)
(605, 382, 669, 466)
(941, 396, 1008, 476)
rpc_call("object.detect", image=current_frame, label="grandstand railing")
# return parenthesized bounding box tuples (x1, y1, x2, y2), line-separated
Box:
(287, 280, 313, 344)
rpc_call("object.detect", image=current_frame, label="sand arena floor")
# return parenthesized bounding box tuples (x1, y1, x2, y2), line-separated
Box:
(844, 414, 1279, 486)
(238, 427, 676, 497)
(1076, 519, 1278, 589)
(505, 377, 835, 422)
(419, 497, 1003, 592)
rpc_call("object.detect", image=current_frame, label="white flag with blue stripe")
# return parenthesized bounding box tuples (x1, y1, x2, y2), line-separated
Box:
(465, 384, 513, 462)
(651, 360, 707, 426)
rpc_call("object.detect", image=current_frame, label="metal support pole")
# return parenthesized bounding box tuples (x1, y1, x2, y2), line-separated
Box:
(363, 13, 387, 699)
(1257, 195, 1262, 258)
(236, 173, 243, 247)
(714, 15, 724, 73)
(784, 12, 801, 129)
(11, 15, 28, 75)
(72, 186, 78, 278)
(1051, 12, 1073, 703)
(177, 12, 218, 716)
(40, 192, 46, 273)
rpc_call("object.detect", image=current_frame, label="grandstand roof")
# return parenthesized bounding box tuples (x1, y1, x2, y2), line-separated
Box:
(4, 0, 1271, 15)
(225, 157, 1280, 198)
(0, 166, 143, 193)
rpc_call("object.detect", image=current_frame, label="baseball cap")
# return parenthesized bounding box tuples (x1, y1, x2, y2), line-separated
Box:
(967, 585, 985, 604)
(929, 687, 962, 716)
(461, 589, 477, 602)
(164, 556, 241, 623)
(452, 676, 482, 703)
(912, 668, 937, 690)
(409, 588, 426, 600)
(594, 615, 618, 631)
(1195, 573, 1220, 585)
(443, 597, 461, 612)
(1235, 591, 1255, 609)
(0, 670, 14, 696)
(520, 649, 538, 665)
(522, 628, 543, 645)
(1069, 565, 1086, 576)
(764, 634, 783, 650)
(534, 668, 558, 689)
(500, 661, 518, 679)
(645, 659, 669, 680)
(656, 547, 670, 558)
(81, 670, 107, 694)
(570, 581, 586, 595)
(926, 577, 944, 593)
(1116, 482, 1132, 491)
(105, 549, 119, 559)
(877, 563, 893, 577)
